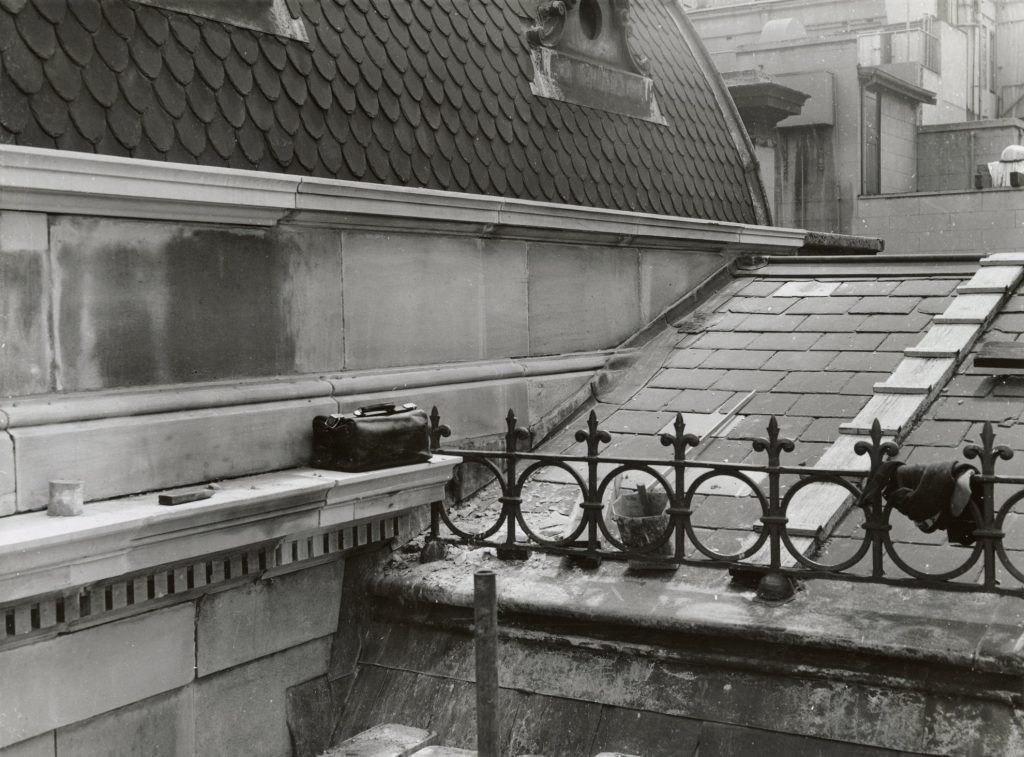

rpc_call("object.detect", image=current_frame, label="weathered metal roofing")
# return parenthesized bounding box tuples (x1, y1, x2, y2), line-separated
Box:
(0, 0, 763, 222)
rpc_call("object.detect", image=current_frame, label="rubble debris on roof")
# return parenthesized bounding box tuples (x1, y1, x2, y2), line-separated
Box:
(0, 0, 762, 222)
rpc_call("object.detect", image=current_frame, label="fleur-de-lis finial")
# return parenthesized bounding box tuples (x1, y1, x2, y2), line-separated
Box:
(429, 406, 451, 450)
(964, 421, 1014, 474)
(751, 416, 795, 466)
(854, 419, 900, 470)
(504, 408, 531, 453)
(574, 409, 611, 457)
(660, 413, 700, 460)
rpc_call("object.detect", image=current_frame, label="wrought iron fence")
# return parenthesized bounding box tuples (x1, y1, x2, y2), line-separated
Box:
(425, 407, 1024, 600)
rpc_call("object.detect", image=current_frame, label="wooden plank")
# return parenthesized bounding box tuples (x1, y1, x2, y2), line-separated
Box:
(933, 293, 1003, 324)
(840, 394, 926, 436)
(904, 323, 981, 358)
(975, 341, 1024, 370)
(874, 357, 955, 395)
(957, 265, 1022, 293)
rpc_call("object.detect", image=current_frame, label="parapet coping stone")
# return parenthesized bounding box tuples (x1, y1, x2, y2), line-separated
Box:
(0, 458, 457, 605)
(371, 552, 1024, 680)
(0, 145, 807, 253)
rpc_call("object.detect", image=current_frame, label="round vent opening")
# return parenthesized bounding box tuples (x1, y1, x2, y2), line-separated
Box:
(579, 0, 602, 40)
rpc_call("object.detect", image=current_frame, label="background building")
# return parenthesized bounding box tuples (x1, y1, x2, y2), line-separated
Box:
(689, 0, 1024, 250)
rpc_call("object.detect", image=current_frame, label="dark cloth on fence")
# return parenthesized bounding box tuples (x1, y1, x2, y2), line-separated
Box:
(861, 461, 979, 546)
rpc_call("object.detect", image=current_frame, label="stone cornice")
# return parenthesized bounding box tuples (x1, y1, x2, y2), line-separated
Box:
(0, 459, 457, 606)
(0, 351, 621, 430)
(0, 145, 807, 253)
(0, 145, 299, 226)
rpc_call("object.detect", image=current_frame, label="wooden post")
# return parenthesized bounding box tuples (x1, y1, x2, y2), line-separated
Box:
(474, 569, 500, 757)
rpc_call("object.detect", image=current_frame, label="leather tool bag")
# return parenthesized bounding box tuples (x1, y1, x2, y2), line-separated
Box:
(311, 403, 431, 472)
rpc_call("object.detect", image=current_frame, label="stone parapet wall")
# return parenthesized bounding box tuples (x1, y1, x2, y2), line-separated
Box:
(0, 146, 807, 516)
(855, 188, 1024, 255)
(1, 558, 344, 757)
(0, 460, 448, 756)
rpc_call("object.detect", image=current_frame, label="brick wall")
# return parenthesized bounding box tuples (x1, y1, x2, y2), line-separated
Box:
(854, 188, 1024, 254)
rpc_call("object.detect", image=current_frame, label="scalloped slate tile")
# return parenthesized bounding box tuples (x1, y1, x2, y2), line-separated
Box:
(4, 0, 758, 223)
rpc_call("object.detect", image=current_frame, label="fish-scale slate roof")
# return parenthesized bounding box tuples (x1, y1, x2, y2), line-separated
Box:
(0, 0, 760, 222)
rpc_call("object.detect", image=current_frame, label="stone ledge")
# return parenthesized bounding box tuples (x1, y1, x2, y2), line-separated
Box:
(0, 145, 806, 253)
(0, 353, 619, 431)
(0, 458, 457, 605)
(370, 555, 1024, 684)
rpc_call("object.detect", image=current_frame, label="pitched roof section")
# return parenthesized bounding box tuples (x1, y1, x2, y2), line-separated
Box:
(0, 0, 762, 222)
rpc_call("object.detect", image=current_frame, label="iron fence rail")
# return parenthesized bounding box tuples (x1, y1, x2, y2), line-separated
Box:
(425, 407, 1024, 599)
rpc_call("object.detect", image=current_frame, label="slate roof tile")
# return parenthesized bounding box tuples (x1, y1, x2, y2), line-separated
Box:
(3, 0, 759, 221)
(4, 27, 44, 93)
(134, 4, 167, 45)
(94, 22, 129, 72)
(67, 89, 102, 144)
(67, 0, 100, 32)
(16, 1, 56, 59)
(0, 70, 31, 132)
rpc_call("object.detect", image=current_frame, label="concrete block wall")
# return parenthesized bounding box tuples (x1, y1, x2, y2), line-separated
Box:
(0, 559, 348, 757)
(854, 188, 1024, 254)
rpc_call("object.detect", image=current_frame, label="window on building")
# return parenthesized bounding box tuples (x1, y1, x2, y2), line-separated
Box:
(862, 89, 881, 196)
(526, 0, 665, 124)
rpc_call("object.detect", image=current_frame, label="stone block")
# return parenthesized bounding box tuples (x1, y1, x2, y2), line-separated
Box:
(342, 233, 522, 369)
(0, 604, 195, 748)
(54, 688, 194, 757)
(696, 722, 900, 756)
(0, 733, 54, 757)
(11, 398, 336, 511)
(197, 560, 345, 676)
(194, 637, 332, 757)
(527, 243, 640, 355)
(0, 242, 50, 397)
(0, 433, 14, 517)
(50, 218, 344, 391)
(323, 724, 437, 757)
(285, 675, 356, 757)
(638, 249, 723, 323)
(982, 227, 1024, 253)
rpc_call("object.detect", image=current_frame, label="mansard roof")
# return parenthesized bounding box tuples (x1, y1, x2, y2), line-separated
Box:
(0, 0, 765, 222)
